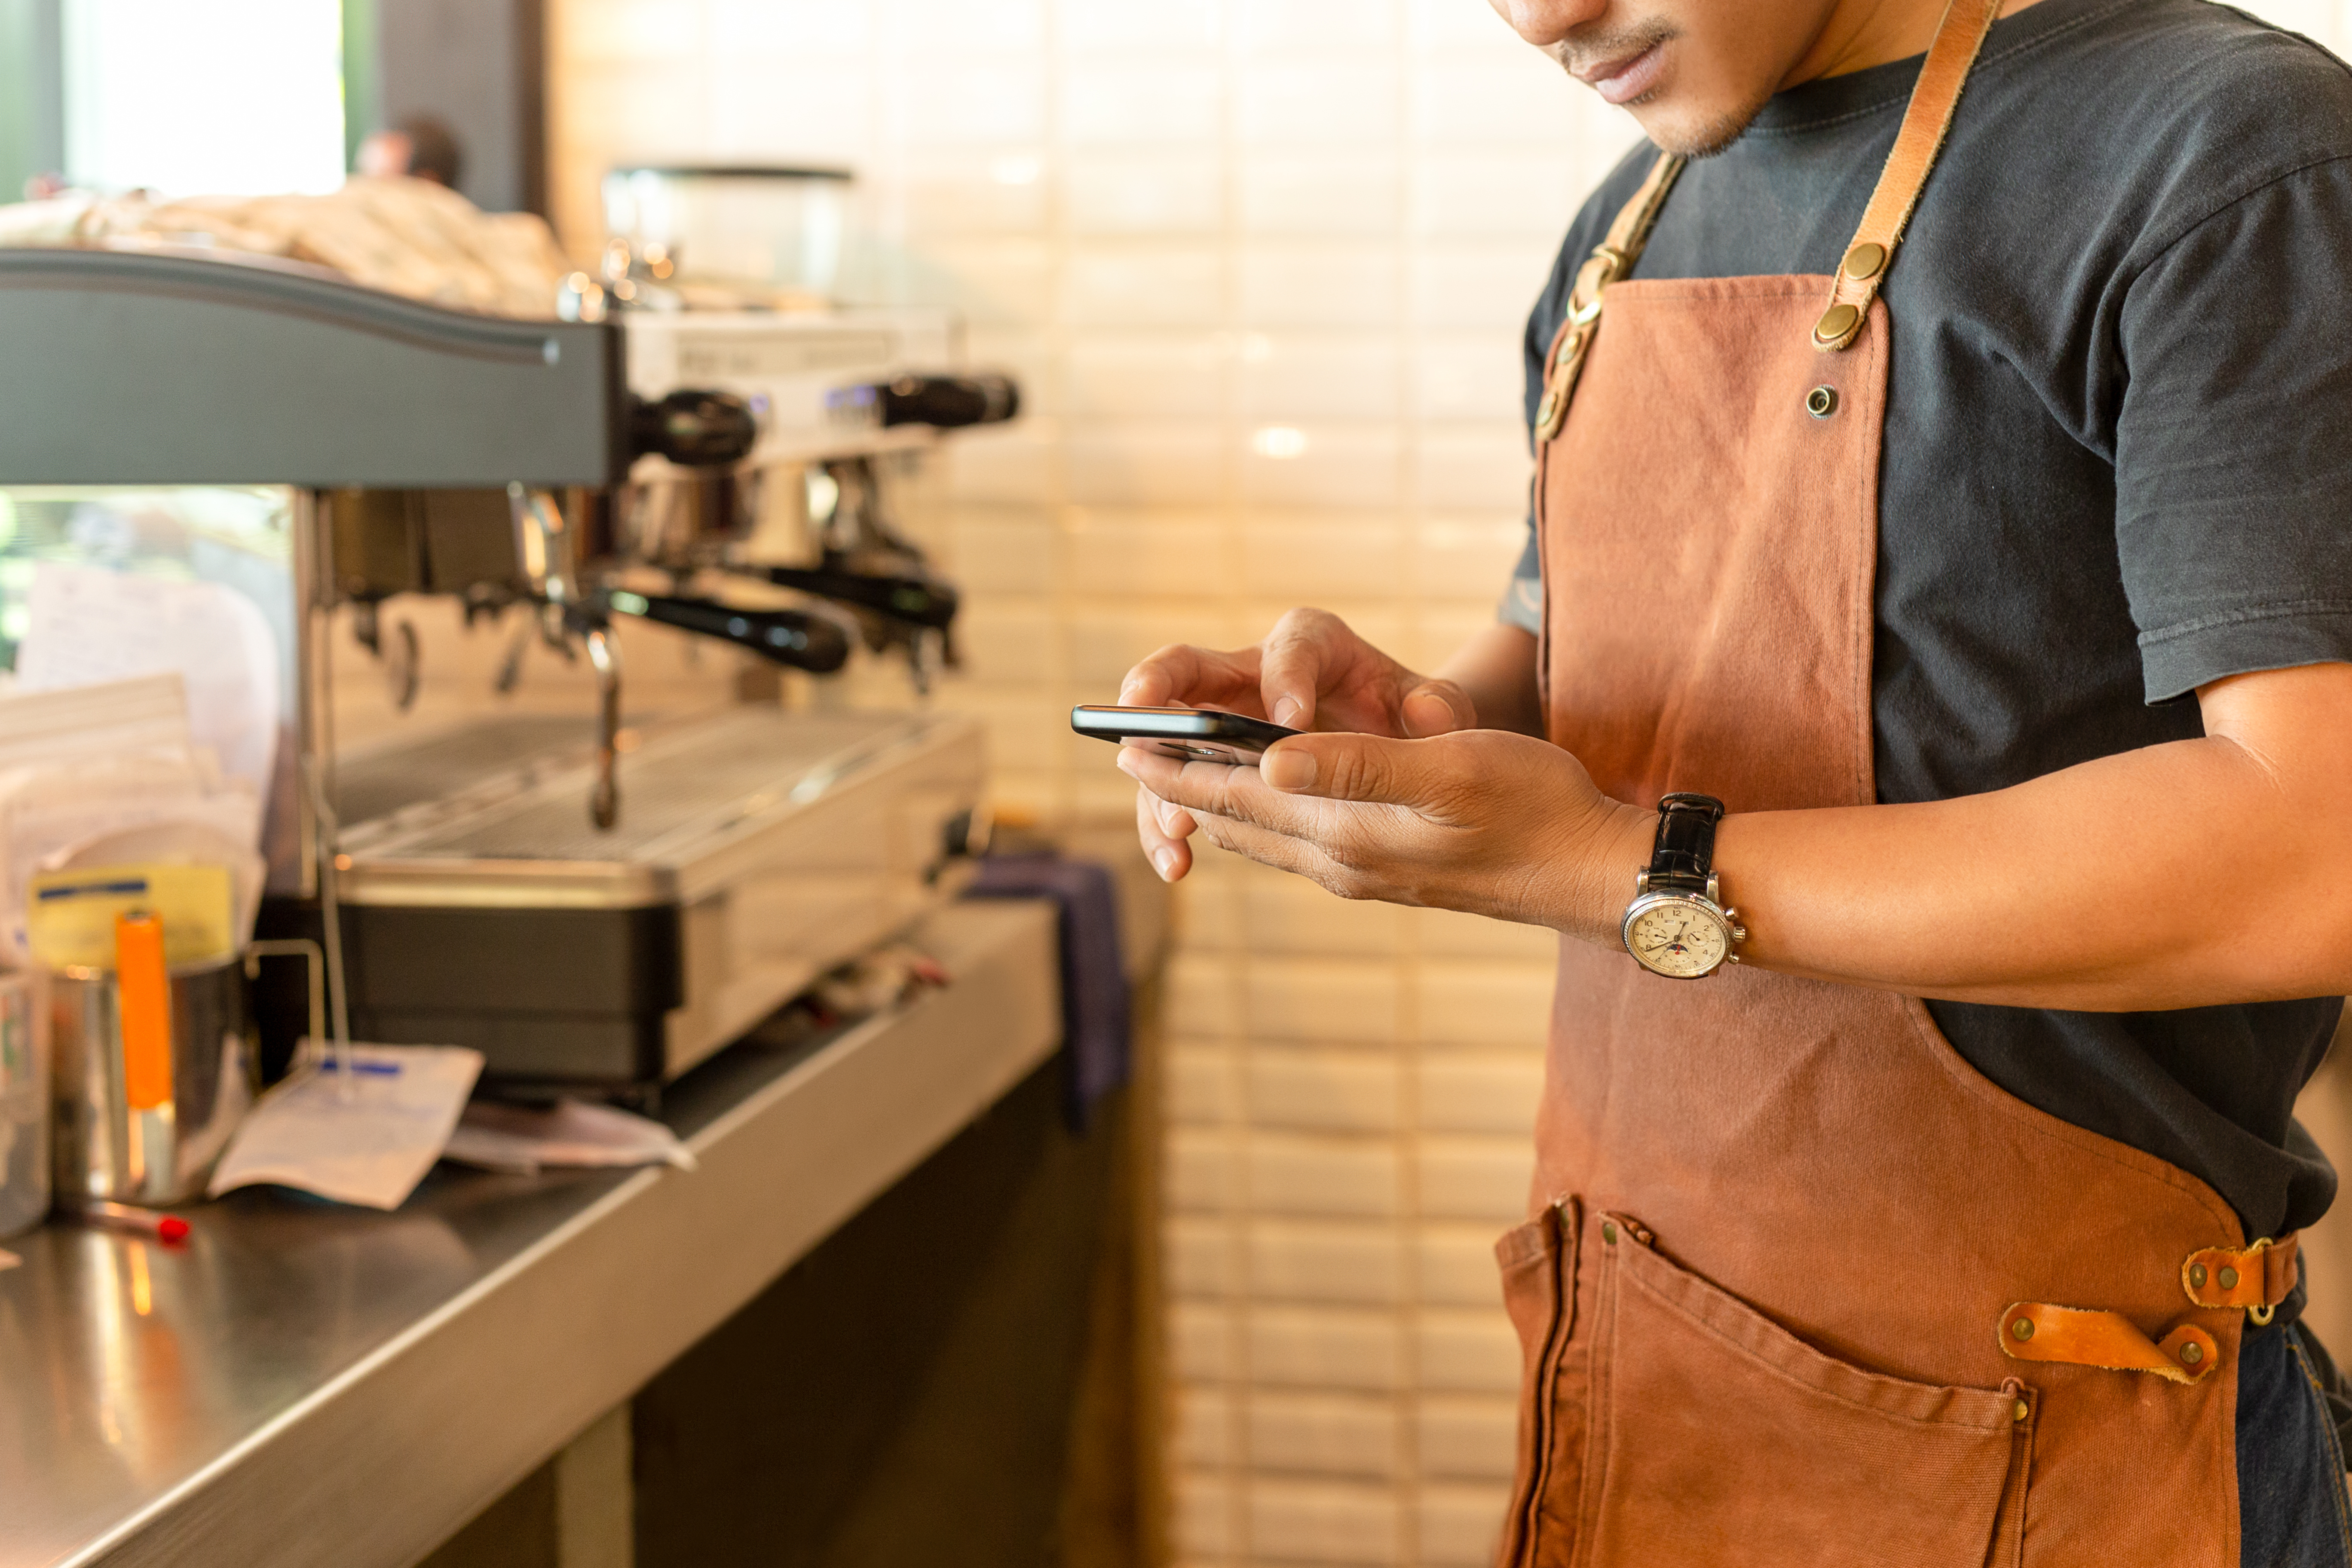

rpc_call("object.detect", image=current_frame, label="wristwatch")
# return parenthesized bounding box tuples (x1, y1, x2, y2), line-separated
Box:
(1621, 793, 1746, 979)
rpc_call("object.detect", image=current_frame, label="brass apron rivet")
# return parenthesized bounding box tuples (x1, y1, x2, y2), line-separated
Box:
(2010, 1317, 2035, 1341)
(1814, 303, 1861, 344)
(2190, 1264, 2208, 1289)
(2218, 1266, 2239, 1290)
(1535, 391, 1559, 429)
(1842, 241, 1887, 281)
(1602, 1221, 1618, 1244)
(1805, 386, 1838, 420)
(2012, 1399, 2029, 1423)
(2180, 1341, 2205, 1366)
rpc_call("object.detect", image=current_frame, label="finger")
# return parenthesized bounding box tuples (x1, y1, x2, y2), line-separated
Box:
(1260, 731, 1440, 805)
(1400, 678, 1477, 738)
(1121, 642, 1262, 711)
(1120, 744, 1331, 837)
(1155, 793, 1200, 840)
(1134, 783, 1192, 882)
(1258, 607, 1346, 731)
(1188, 808, 1367, 901)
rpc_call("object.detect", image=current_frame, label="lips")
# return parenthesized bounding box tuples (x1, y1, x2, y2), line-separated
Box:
(1576, 40, 1666, 105)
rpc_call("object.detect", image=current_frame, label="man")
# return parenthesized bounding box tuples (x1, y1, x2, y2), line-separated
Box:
(355, 114, 465, 190)
(1118, 0, 2352, 1560)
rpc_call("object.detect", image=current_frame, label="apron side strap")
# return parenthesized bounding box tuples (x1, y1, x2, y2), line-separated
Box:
(1812, 0, 2003, 352)
(2182, 1233, 2300, 1322)
(1998, 1302, 2219, 1386)
(1535, 152, 1685, 441)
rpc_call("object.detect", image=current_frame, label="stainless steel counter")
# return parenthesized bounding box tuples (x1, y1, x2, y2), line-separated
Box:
(0, 899, 1061, 1568)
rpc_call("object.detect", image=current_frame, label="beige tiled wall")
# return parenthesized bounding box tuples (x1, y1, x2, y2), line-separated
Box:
(544, 2, 2346, 1564)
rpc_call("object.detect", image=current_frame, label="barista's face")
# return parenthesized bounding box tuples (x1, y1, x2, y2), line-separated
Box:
(1488, 0, 1846, 156)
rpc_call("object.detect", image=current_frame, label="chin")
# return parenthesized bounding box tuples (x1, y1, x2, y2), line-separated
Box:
(1629, 95, 1767, 159)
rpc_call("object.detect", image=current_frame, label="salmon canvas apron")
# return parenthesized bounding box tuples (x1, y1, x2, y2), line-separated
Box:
(1495, 3, 2301, 1564)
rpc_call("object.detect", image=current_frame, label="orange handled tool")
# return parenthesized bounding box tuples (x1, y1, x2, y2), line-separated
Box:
(115, 910, 173, 1112)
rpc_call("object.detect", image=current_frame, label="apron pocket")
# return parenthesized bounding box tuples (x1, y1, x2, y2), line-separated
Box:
(1582, 1217, 2025, 1568)
(1495, 1201, 1582, 1568)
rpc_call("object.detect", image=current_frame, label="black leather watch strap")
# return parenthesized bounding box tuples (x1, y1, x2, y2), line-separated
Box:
(1647, 793, 1726, 894)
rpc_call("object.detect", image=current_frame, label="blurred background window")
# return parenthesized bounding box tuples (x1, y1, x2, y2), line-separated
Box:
(61, 0, 346, 196)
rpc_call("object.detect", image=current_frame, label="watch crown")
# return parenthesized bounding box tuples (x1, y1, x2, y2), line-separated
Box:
(1732, 926, 1747, 942)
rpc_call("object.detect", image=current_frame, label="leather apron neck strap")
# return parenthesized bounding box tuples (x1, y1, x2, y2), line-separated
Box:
(1535, 0, 2003, 440)
(1812, 0, 2003, 350)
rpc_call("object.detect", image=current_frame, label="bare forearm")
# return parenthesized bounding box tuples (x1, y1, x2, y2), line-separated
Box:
(1586, 668, 2352, 1010)
(1438, 623, 1544, 738)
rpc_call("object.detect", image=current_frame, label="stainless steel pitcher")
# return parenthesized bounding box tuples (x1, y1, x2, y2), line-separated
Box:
(0, 971, 49, 1238)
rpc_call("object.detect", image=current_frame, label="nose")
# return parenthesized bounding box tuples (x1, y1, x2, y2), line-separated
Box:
(1489, 0, 1611, 45)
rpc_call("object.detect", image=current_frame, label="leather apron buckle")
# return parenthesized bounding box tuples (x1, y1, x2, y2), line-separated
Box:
(1997, 1302, 2220, 1385)
(2181, 1233, 2299, 1325)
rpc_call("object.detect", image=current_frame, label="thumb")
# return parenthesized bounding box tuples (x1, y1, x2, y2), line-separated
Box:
(1262, 732, 1429, 803)
(1401, 679, 1476, 737)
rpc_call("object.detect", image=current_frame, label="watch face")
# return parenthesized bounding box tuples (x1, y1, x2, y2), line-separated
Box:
(1625, 897, 1730, 978)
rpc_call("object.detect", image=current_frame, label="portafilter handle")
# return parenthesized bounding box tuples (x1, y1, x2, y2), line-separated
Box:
(603, 590, 852, 674)
(629, 389, 760, 468)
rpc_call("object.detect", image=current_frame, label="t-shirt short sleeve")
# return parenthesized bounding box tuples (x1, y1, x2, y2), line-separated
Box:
(2117, 159, 2352, 701)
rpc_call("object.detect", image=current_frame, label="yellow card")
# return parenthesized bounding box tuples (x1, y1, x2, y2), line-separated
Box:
(28, 863, 237, 971)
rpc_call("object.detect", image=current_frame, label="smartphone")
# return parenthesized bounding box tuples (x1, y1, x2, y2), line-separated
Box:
(1071, 704, 1302, 766)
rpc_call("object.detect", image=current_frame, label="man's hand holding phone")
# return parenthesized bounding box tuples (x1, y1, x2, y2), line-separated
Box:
(1118, 608, 1479, 882)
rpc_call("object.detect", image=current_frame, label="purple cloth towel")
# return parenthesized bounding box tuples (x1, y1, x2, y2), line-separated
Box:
(966, 853, 1132, 1131)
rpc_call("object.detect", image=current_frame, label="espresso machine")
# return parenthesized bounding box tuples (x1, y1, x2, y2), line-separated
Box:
(0, 244, 1016, 1096)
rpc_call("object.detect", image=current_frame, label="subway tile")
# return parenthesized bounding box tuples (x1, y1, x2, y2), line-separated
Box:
(1416, 1224, 1508, 1308)
(1069, 601, 1239, 687)
(1174, 1467, 1237, 1557)
(1412, 514, 1529, 598)
(1064, 337, 1228, 419)
(1412, 60, 1577, 145)
(704, 64, 872, 162)
(893, 61, 1051, 143)
(1063, 62, 1226, 143)
(1418, 1398, 1518, 1482)
(912, 237, 1057, 326)
(1416, 959, 1556, 1047)
(1249, 1305, 1403, 1389)
(1067, 155, 1225, 234)
(1412, 153, 1583, 238)
(1241, 431, 1405, 512)
(1248, 1390, 1403, 1480)
(1415, 334, 1526, 422)
(1066, 423, 1228, 506)
(954, 604, 1060, 684)
(1248, 1476, 1403, 1565)
(1169, 1214, 1239, 1296)
(1064, 246, 1225, 327)
(1169, 1041, 1240, 1125)
(947, 423, 1057, 504)
(1244, 960, 1403, 1046)
(1418, 423, 1536, 510)
(1171, 1300, 1236, 1380)
(1248, 1219, 1404, 1305)
(1416, 904, 1559, 964)
(1240, 63, 1402, 146)
(1248, 1049, 1400, 1133)
(1247, 1133, 1401, 1217)
(1419, 1482, 1514, 1565)
(1412, 245, 1556, 330)
(1418, 1307, 1523, 1393)
(1418, 1136, 1535, 1221)
(945, 515, 1057, 594)
(1242, 873, 1405, 955)
(1239, 0, 1403, 52)
(1166, 950, 1240, 1037)
(710, 0, 871, 53)
(1065, 511, 1231, 596)
(1175, 1386, 1234, 1469)
(564, 0, 707, 63)
(897, 159, 1052, 236)
(1060, 0, 1224, 52)
(1239, 511, 1408, 597)
(1418, 1055, 1544, 1136)
(1238, 156, 1401, 236)
(1240, 245, 1401, 328)
(1239, 336, 1403, 420)
(564, 62, 714, 163)
(1168, 1126, 1240, 1211)
(890, 0, 1047, 53)
(1405, 0, 1521, 47)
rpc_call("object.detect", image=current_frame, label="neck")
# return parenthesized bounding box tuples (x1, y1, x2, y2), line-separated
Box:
(1781, 0, 2040, 86)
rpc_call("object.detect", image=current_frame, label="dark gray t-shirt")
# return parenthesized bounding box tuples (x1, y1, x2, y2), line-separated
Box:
(1506, 0, 2350, 1247)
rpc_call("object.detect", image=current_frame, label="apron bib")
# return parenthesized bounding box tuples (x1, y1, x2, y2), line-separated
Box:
(1496, 4, 2297, 1564)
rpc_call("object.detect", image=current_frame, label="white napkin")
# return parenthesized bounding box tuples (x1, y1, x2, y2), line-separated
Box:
(209, 1045, 483, 1210)
(441, 1098, 696, 1177)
